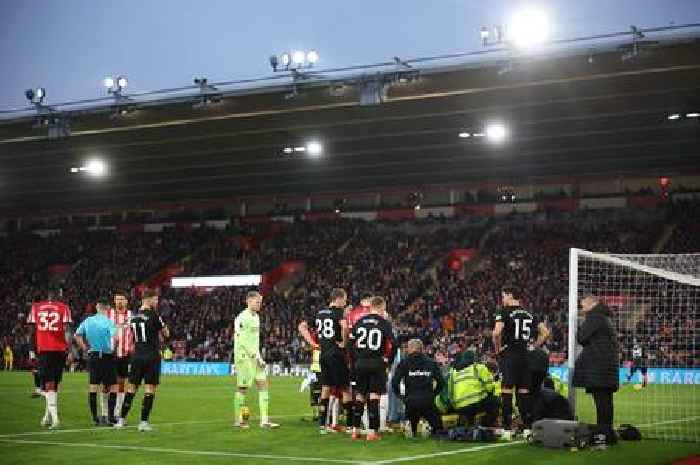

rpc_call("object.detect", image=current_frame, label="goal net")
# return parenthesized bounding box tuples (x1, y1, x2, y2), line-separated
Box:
(568, 249, 699, 442)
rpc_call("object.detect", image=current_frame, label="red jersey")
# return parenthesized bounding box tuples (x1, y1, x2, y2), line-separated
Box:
(346, 305, 370, 330)
(27, 301, 72, 352)
(107, 308, 133, 358)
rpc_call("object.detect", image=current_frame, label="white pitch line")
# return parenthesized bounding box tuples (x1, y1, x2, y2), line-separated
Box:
(0, 438, 364, 464)
(636, 416, 700, 428)
(372, 441, 522, 465)
(0, 414, 308, 438)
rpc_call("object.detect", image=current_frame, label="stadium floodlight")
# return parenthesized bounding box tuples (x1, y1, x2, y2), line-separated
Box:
(293, 146, 306, 152)
(84, 159, 107, 177)
(686, 112, 699, 118)
(269, 55, 279, 72)
(480, 26, 490, 46)
(508, 7, 550, 49)
(25, 87, 46, 104)
(472, 132, 485, 137)
(280, 52, 291, 68)
(105, 75, 128, 94)
(486, 123, 508, 142)
(458, 132, 471, 138)
(70, 167, 79, 173)
(306, 141, 323, 157)
(171, 274, 262, 288)
(292, 50, 306, 66)
(283, 147, 293, 154)
(667, 113, 681, 120)
(306, 50, 319, 65)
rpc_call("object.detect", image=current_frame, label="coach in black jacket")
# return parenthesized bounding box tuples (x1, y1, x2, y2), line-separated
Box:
(392, 339, 444, 437)
(573, 293, 619, 444)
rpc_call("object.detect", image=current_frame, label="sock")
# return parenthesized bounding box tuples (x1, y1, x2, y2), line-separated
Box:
(89, 392, 98, 421)
(368, 399, 380, 432)
(516, 392, 532, 428)
(234, 391, 246, 423)
(115, 392, 125, 418)
(46, 391, 58, 425)
(501, 392, 513, 429)
(258, 390, 269, 424)
(121, 392, 135, 419)
(141, 393, 154, 422)
(108, 393, 117, 422)
(353, 401, 364, 428)
(379, 394, 388, 430)
(100, 392, 108, 418)
(319, 398, 329, 427)
(343, 401, 354, 428)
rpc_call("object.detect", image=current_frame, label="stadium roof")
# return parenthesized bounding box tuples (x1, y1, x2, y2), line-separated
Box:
(1, 30, 699, 215)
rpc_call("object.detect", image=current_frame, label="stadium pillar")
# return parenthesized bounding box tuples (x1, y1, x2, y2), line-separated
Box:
(306, 196, 311, 212)
(240, 201, 247, 218)
(449, 189, 456, 205)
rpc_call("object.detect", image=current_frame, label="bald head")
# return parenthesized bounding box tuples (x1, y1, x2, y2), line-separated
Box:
(407, 339, 423, 354)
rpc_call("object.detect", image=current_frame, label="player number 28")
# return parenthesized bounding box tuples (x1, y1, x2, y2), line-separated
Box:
(356, 327, 382, 351)
(316, 319, 335, 339)
(37, 311, 60, 331)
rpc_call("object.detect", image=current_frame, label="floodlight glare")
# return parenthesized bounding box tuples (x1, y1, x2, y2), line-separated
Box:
(70, 167, 79, 173)
(458, 132, 471, 138)
(486, 123, 508, 142)
(35, 88, 46, 100)
(509, 7, 550, 49)
(85, 159, 107, 176)
(686, 113, 699, 118)
(104, 77, 115, 88)
(306, 141, 323, 156)
(117, 76, 128, 89)
(294, 146, 306, 152)
(292, 50, 306, 65)
(667, 113, 681, 120)
(306, 50, 319, 64)
(281, 53, 291, 67)
(283, 147, 293, 154)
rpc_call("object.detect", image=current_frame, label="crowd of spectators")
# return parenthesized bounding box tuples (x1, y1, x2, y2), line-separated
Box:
(1, 200, 698, 370)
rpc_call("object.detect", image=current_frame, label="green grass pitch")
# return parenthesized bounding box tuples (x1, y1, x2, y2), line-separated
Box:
(1, 372, 698, 465)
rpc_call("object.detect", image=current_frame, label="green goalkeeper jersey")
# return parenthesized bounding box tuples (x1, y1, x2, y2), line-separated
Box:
(234, 308, 260, 359)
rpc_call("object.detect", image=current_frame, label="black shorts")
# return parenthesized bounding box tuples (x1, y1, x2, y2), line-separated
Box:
(88, 353, 117, 386)
(38, 351, 66, 385)
(319, 349, 349, 388)
(116, 357, 130, 378)
(500, 350, 531, 388)
(129, 354, 161, 386)
(354, 358, 387, 395)
(631, 359, 647, 375)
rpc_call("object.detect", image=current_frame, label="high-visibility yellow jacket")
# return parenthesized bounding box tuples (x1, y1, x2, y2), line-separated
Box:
(435, 363, 495, 413)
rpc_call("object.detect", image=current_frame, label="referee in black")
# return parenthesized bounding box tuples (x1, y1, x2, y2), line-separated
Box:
(75, 300, 118, 426)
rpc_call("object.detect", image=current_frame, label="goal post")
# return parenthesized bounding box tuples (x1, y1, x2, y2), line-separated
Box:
(568, 248, 700, 442)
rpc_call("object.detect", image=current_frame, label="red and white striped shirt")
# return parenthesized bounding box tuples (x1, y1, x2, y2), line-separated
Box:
(107, 308, 133, 358)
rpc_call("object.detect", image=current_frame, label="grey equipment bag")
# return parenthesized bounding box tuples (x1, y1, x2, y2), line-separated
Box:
(531, 419, 591, 449)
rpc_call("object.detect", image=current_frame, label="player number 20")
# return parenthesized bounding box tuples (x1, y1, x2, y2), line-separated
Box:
(515, 318, 532, 341)
(316, 319, 335, 339)
(356, 327, 382, 351)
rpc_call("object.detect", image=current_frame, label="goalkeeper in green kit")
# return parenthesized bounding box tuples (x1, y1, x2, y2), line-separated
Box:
(233, 290, 279, 429)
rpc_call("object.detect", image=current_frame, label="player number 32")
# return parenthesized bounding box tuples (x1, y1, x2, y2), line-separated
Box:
(37, 311, 60, 331)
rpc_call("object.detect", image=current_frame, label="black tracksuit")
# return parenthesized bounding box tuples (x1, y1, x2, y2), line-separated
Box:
(392, 353, 445, 435)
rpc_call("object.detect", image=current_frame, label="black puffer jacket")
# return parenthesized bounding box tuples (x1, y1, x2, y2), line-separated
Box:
(572, 303, 620, 391)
